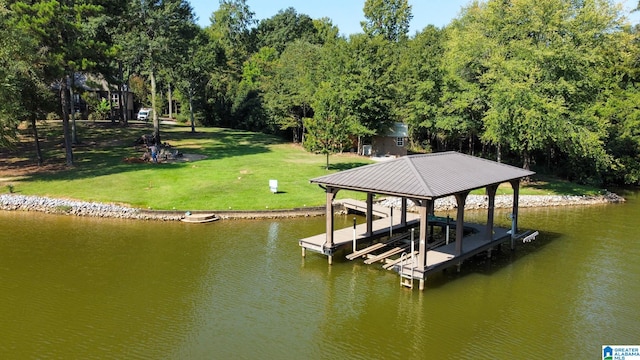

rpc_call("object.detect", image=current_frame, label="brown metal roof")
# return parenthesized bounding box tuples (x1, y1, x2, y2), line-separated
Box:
(310, 151, 535, 199)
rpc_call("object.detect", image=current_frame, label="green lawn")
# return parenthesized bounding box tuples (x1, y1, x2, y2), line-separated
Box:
(1, 121, 604, 210)
(2, 122, 371, 210)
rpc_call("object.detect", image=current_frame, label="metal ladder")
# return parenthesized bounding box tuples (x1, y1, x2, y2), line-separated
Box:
(399, 252, 413, 289)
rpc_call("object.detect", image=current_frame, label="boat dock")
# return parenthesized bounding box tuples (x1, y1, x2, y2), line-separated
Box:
(302, 207, 536, 289)
(301, 152, 537, 291)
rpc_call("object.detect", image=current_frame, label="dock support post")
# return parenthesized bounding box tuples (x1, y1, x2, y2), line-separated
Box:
(302, 247, 306, 257)
(419, 279, 425, 291)
(446, 216, 450, 245)
(411, 228, 415, 264)
(416, 200, 430, 270)
(328, 255, 333, 265)
(509, 180, 520, 250)
(454, 192, 469, 256)
(389, 207, 393, 237)
(401, 198, 407, 226)
(324, 187, 339, 264)
(366, 193, 373, 236)
(352, 217, 357, 252)
(486, 184, 498, 259)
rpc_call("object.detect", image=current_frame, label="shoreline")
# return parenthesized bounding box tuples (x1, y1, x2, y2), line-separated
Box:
(0, 192, 626, 221)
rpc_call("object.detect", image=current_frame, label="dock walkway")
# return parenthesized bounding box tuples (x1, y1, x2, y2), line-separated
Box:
(398, 226, 512, 279)
(299, 200, 420, 255)
(338, 199, 392, 218)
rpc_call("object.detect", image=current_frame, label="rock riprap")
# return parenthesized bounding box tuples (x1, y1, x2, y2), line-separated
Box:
(376, 192, 625, 212)
(0, 194, 181, 220)
(0, 191, 625, 221)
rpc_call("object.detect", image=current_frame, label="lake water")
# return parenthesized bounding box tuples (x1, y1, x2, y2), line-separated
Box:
(1, 190, 639, 359)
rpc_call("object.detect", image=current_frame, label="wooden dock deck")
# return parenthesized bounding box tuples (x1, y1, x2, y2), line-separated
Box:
(338, 199, 392, 218)
(298, 209, 420, 255)
(397, 226, 512, 280)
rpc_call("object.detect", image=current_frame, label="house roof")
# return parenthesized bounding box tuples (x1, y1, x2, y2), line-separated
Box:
(310, 151, 535, 199)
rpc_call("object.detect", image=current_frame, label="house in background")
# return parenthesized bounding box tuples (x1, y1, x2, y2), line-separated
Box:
(368, 122, 408, 158)
(72, 73, 136, 121)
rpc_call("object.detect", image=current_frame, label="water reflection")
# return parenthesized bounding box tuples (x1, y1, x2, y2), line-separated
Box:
(1, 192, 639, 359)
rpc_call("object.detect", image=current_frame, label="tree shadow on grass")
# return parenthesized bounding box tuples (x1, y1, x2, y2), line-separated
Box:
(526, 175, 602, 196)
(326, 161, 372, 172)
(165, 126, 280, 159)
(2, 122, 279, 182)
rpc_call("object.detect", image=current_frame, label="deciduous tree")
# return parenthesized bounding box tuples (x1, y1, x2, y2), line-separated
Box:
(7, 0, 114, 165)
(265, 40, 321, 143)
(305, 81, 350, 170)
(361, 0, 412, 42)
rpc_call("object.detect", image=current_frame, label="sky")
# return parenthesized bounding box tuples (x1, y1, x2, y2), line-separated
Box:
(189, 0, 640, 35)
(190, 0, 473, 35)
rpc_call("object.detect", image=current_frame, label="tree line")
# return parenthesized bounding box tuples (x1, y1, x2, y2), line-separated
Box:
(1, 0, 640, 185)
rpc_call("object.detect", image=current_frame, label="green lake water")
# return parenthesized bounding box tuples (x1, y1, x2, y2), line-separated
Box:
(1, 190, 639, 359)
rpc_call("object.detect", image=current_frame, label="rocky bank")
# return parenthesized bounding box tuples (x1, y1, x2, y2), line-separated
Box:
(0, 191, 626, 221)
(378, 191, 626, 212)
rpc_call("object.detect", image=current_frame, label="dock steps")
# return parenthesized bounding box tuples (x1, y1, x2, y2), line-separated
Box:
(400, 278, 414, 288)
(181, 213, 219, 223)
(398, 252, 414, 289)
(518, 230, 539, 243)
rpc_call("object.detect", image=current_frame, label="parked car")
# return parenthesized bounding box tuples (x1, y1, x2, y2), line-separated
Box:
(137, 108, 151, 121)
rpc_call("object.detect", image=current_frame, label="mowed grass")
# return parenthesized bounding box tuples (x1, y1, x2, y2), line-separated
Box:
(1, 121, 604, 210)
(2, 122, 371, 210)
(469, 176, 604, 197)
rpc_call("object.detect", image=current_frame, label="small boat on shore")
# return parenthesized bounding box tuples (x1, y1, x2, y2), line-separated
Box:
(181, 213, 219, 223)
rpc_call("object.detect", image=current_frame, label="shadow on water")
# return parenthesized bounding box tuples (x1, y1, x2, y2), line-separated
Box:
(298, 228, 564, 292)
(420, 231, 564, 290)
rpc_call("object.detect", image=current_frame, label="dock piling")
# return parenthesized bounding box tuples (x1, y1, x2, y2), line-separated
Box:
(389, 208, 393, 237)
(352, 217, 356, 252)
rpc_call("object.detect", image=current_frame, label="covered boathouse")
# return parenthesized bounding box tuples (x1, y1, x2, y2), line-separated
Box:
(299, 151, 536, 290)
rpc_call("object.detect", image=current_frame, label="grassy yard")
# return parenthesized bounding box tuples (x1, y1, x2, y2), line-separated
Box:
(0, 121, 604, 210)
(0, 121, 372, 210)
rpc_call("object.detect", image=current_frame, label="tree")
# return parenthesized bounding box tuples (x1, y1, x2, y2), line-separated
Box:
(265, 40, 322, 143)
(120, 0, 196, 144)
(437, 3, 490, 155)
(206, 0, 256, 127)
(595, 21, 640, 185)
(254, 7, 321, 54)
(361, 0, 412, 42)
(305, 81, 350, 170)
(396, 25, 445, 152)
(176, 28, 224, 133)
(0, 32, 54, 159)
(232, 46, 278, 132)
(0, 3, 26, 148)
(7, 0, 114, 166)
(313, 17, 341, 44)
(341, 34, 397, 148)
(441, 0, 628, 181)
